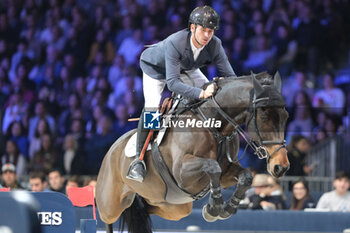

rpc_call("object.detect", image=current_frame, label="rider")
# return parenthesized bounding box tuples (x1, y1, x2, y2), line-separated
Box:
(126, 5, 236, 182)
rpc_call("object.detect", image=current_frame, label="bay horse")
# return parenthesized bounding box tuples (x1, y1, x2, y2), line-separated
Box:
(96, 72, 290, 233)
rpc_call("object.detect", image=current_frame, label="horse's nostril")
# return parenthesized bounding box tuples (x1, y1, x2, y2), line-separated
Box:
(274, 165, 281, 174)
(274, 165, 288, 176)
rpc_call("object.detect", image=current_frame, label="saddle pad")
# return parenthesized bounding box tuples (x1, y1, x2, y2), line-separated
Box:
(125, 131, 169, 157)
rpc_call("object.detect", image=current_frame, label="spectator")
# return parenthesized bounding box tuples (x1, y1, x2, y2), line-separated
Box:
(28, 118, 51, 159)
(282, 71, 314, 108)
(6, 120, 29, 158)
(48, 24, 66, 53)
(290, 177, 315, 210)
(114, 15, 134, 50)
(2, 91, 29, 134)
(1, 140, 27, 177)
(120, 90, 143, 119)
(286, 104, 314, 141)
(56, 134, 84, 175)
(87, 28, 115, 65)
(292, 2, 320, 74)
(289, 89, 314, 119)
(29, 171, 48, 192)
(84, 176, 97, 197)
(55, 66, 74, 107)
(324, 116, 341, 138)
(8, 38, 35, 82)
(85, 105, 104, 138)
(19, 14, 41, 59)
(113, 103, 138, 138)
(312, 72, 345, 116)
(84, 115, 117, 174)
(48, 168, 66, 194)
(57, 92, 82, 137)
(36, 85, 61, 118)
(311, 110, 328, 144)
(36, 45, 63, 82)
(286, 135, 312, 176)
(27, 100, 56, 141)
(1, 163, 24, 190)
(102, 17, 115, 42)
(12, 64, 36, 103)
(84, 176, 97, 187)
(243, 35, 275, 73)
(267, 176, 287, 209)
(108, 65, 143, 108)
(74, 76, 91, 111)
(29, 133, 59, 174)
(247, 21, 267, 52)
(107, 54, 125, 87)
(69, 118, 86, 150)
(231, 37, 248, 76)
(117, 28, 144, 65)
(272, 24, 297, 76)
(248, 174, 278, 210)
(62, 27, 87, 69)
(316, 171, 350, 212)
(65, 175, 82, 194)
(0, 67, 10, 99)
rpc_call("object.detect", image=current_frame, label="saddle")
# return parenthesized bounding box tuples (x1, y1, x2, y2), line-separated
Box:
(160, 97, 174, 116)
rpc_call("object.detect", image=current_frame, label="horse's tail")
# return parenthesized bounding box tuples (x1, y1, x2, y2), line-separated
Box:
(105, 223, 113, 233)
(119, 194, 152, 233)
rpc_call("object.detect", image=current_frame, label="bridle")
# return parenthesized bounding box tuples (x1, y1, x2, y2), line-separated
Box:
(196, 80, 286, 162)
(210, 92, 286, 162)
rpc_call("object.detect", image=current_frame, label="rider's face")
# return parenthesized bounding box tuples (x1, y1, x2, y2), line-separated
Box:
(190, 24, 214, 48)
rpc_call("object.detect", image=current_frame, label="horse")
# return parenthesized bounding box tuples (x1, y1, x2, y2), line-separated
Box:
(95, 71, 290, 233)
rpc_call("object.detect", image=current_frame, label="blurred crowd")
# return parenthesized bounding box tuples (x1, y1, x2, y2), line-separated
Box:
(238, 170, 350, 212)
(1, 0, 350, 185)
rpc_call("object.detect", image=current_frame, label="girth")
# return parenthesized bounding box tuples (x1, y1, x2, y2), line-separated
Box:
(151, 142, 210, 204)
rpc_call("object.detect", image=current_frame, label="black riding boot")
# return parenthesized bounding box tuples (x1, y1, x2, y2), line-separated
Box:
(126, 111, 149, 182)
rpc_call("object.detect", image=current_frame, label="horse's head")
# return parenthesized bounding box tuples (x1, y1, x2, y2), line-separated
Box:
(245, 72, 289, 178)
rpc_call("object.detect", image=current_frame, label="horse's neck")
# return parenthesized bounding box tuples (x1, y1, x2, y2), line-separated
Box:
(200, 79, 252, 133)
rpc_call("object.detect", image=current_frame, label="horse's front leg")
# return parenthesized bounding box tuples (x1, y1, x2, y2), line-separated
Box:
(201, 158, 224, 222)
(177, 156, 224, 222)
(220, 169, 252, 219)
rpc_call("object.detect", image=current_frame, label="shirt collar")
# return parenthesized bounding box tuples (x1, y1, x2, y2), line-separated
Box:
(190, 36, 205, 53)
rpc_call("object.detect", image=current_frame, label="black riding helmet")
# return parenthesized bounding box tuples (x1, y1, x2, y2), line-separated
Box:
(188, 5, 220, 30)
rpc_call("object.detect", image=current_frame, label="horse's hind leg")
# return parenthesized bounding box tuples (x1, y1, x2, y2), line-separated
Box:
(200, 159, 225, 222)
(105, 223, 113, 233)
(220, 168, 252, 219)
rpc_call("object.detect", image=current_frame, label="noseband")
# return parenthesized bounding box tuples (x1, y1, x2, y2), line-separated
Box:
(209, 89, 286, 162)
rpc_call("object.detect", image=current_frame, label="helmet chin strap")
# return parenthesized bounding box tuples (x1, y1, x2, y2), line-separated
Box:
(193, 25, 204, 47)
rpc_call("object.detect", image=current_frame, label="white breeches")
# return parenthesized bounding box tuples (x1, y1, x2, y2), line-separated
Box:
(143, 69, 208, 109)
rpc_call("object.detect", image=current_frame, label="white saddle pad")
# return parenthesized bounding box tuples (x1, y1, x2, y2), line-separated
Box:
(124, 130, 167, 157)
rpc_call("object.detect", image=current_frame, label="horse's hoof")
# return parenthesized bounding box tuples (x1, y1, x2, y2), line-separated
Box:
(218, 210, 231, 220)
(202, 205, 217, 222)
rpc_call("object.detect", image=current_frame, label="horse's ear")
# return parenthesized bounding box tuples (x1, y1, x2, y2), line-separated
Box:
(253, 76, 264, 97)
(274, 71, 282, 93)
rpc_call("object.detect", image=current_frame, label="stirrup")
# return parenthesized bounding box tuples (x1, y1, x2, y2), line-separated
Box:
(126, 158, 147, 182)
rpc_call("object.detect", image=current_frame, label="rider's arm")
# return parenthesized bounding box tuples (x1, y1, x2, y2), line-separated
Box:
(212, 37, 236, 78)
(165, 40, 203, 99)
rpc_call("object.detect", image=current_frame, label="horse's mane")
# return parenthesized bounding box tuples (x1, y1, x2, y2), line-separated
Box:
(202, 71, 273, 90)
